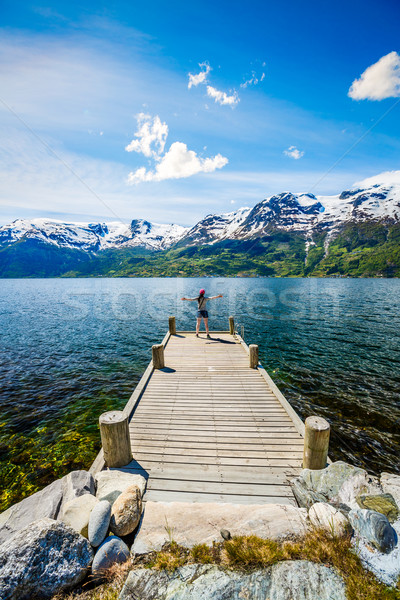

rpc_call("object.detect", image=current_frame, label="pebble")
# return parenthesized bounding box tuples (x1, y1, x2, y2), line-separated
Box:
(92, 535, 130, 576)
(88, 500, 111, 547)
(110, 485, 142, 537)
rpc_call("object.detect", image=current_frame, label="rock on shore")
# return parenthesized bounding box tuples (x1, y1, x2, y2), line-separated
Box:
(120, 562, 347, 600)
(0, 518, 93, 600)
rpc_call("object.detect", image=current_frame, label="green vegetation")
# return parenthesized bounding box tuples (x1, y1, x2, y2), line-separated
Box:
(54, 531, 400, 600)
(2, 222, 399, 278)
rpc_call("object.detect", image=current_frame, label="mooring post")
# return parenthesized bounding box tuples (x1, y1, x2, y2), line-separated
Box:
(99, 410, 133, 468)
(229, 316, 235, 335)
(249, 344, 259, 368)
(169, 316, 176, 335)
(152, 344, 165, 369)
(303, 416, 330, 470)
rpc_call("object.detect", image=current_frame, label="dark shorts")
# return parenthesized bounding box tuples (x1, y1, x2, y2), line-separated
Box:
(197, 310, 209, 318)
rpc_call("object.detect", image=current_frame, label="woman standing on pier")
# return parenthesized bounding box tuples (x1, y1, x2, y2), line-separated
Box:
(181, 289, 223, 338)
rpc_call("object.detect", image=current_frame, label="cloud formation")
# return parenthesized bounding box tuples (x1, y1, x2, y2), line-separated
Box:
(240, 70, 265, 88)
(125, 113, 168, 158)
(206, 85, 239, 106)
(188, 62, 211, 89)
(284, 146, 304, 159)
(348, 51, 400, 100)
(126, 114, 228, 184)
(188, 61, 239, 107)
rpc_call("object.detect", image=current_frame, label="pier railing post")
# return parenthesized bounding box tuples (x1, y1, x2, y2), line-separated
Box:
(169, 316, 176, 335)
(229, 316, 235, 335)
(249, 344, 259, 368)
(303, 416, 330, 470)
(99, 410, 133, 468)
(152, 344, 165, 369)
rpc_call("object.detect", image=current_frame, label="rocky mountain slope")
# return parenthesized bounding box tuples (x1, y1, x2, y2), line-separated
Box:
(1, 178, 399, 277)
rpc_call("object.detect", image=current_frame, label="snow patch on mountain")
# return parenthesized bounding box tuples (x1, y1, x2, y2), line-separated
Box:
(0, 218, 188, 252)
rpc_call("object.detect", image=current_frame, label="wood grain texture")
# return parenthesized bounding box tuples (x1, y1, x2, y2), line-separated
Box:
(92, 332, 305, 505)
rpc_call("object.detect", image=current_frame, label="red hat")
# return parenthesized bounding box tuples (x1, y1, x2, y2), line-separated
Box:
(199, 289, 205, 295)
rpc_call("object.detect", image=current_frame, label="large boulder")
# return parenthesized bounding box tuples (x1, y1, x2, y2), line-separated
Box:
(120, 561, 347, 600)
(356, 493, 399, 523)
(60, 494, 98, 538)
(95, 471, 146, 505)
(308, 503, 352, 536)
(92, 536, 130, 576)
(132, 501, 308, 554)
(0, 518, 93, 600)
(349, 509, 397, 554)
(291, 461, 381, 509)
(110, 485, 142, 537)
(0, 470, 95, 545)
(381, 473, 400, 506)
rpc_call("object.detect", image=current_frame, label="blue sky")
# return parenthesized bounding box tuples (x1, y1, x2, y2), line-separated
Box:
(0, 0, 399, 226)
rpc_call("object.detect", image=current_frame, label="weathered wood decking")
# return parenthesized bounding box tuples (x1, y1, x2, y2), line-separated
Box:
(110, 331, 305, 505)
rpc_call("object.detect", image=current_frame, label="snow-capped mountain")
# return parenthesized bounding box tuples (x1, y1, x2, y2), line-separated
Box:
(0, 218, 189, 252)
(1, 179, 399, 255)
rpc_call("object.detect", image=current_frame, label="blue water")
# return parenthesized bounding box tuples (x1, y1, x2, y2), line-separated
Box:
(1, 278, 399, 508)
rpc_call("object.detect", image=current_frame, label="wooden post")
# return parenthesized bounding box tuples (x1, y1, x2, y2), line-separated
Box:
(169, 316, 176, 335)
(249, 344, 259, 368)
(229, 316, 235, 335)
(152, 344, 165, 369)
(303, 416, 330, 470)
(99, 410, 132, 468)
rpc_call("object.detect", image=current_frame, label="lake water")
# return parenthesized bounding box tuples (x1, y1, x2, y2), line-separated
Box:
(1, 277, 399, 510)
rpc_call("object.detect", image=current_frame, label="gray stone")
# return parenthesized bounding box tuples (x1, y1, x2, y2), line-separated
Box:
(60, 470, 95, 512)
(132, 501, 308, 554)
(0, 478, 63, 545)
(308, 502, 352, 536)
(0, 517, 93, 600)
(95, 470, 146, 502)
(92, 535, 130, 576)
(110, 485, 142, 537)
(89, 500, 111, 547)
(291, 461, 381, 509)
(349, 509, 398, 553)
(356, 493, 399, 523)
(0, 469, 96, 545)
(119, 561, 347, 600)
(61, 494, 98, 538)
(381, 472, 400, 506)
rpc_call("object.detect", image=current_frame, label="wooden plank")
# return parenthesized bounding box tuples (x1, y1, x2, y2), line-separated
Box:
(141, 478, 294, 497)
(131, 453, 302, 467)
(143, 490, 297, 505)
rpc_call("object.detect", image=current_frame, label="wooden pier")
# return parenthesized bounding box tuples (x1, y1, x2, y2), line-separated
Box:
(90, 319, 329, 506)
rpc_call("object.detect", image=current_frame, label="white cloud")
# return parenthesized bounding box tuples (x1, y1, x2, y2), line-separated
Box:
(125, 113, 168, 158)
(188, 62, 211, 89)
(284, 146, 304, 160)
(206, 85, 239, 106)
(240, 70, 266, 88)
(348, 51, 400, 100)
(353, 169, 400, 188)
(127, 141, 228, 183)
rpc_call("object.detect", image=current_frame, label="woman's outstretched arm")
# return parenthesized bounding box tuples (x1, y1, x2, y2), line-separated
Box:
(208, 294, 223, 299)
(181, 297, 198, 301)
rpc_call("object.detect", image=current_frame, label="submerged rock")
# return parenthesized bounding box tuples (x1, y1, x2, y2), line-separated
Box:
(120, 561, 347, 600)
(0, 517, 93, 600)
(356, 493, 399, 523)
(349, 509, 397, 553)
(291, 461, 380, 509)
(110, 485, 142, 537)
(61, 494, 98, 538)
(92, 536, 130, 576)
(89, 500, 112, 547)
(0, 470, 95, 545)
(308, 502, 352, 536)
